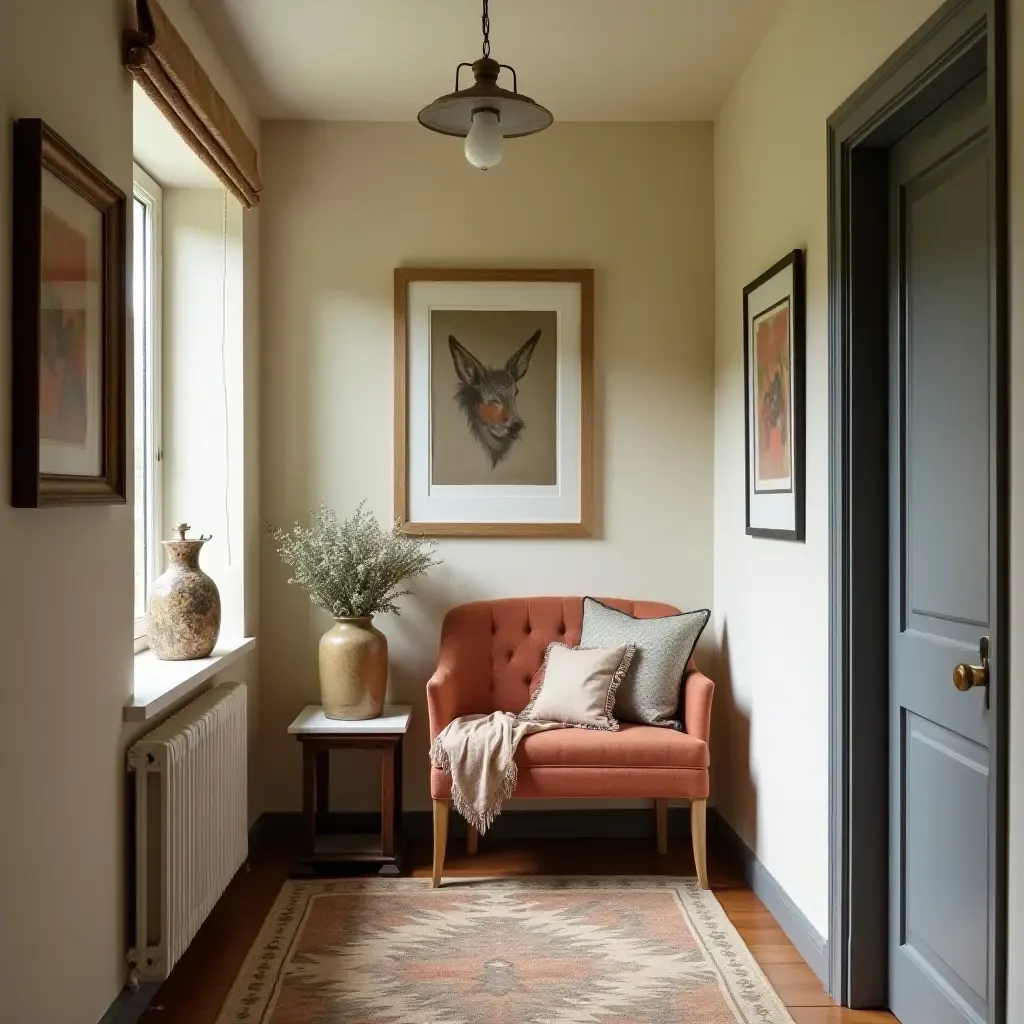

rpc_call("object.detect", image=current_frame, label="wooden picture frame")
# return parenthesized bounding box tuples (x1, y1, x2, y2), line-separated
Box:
(743, 249, 805, 540)
(11, 119, 127, 507)
(394, 268, 593, 537)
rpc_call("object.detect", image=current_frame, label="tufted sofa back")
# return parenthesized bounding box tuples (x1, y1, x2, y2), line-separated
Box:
(437, 597, 684, 715)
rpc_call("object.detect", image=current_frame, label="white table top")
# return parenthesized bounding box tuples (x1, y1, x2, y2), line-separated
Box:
(288, 704, 413, 736)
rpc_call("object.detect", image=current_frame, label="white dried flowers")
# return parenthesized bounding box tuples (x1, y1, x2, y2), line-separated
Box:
(269, 502, 441, 619)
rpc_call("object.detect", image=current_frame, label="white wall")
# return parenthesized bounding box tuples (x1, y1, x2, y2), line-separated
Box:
(712, 0, 945, 939)
(153, 9, 262, 694)
(258, 121, 716, 813)
(243, 199, 262, 772)
(163, 189, 246, 635)
(0, 2, 259, 1020)
(161, 188, 263, 811)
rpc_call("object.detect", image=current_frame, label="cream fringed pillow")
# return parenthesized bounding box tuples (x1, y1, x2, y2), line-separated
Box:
(518, 642, 636, 731)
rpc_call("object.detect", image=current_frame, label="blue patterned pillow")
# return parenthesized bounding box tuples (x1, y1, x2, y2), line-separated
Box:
(579, 598, 710, 729)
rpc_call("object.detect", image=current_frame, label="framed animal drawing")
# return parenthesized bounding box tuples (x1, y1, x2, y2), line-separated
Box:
(743, 249, 805, 541)
(394, 268, 593, 537)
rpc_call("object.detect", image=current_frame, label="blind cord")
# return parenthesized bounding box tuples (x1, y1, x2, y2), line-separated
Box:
(220, 189, 232, 566)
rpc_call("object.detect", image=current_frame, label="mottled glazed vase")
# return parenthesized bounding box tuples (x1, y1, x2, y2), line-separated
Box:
(148, 524, 222, 661)
(319, 618, 388, 720)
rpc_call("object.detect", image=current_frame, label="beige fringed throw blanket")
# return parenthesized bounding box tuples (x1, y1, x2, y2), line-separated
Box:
(429, 713, 563, 834)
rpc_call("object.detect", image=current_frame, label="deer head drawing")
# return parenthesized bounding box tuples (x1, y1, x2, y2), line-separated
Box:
(448, 330, 542, 468)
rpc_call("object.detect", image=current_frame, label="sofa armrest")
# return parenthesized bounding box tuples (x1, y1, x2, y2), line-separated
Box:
(426, 666, 458, 741)
(426, 603, 496, 740)
(682, 670, 715, 744)
(426, 666, 491, 741)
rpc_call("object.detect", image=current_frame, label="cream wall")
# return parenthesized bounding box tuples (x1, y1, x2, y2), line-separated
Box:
(714, 2, 1024, 1005)
(712, 0, 945, 940)
(0, 2, 259, 1021)
(0, 3, 134, 1019)
(715, 0, 1024, 1005)
(258, 121, 716, 813)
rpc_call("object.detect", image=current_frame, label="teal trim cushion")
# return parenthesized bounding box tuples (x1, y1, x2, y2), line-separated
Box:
(579, 597, 710, 729)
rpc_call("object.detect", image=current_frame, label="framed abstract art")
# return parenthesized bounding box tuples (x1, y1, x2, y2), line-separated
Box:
(394, 268, 593, 537)
(743, 249, 805, 541)
(11, 119, 127, 507)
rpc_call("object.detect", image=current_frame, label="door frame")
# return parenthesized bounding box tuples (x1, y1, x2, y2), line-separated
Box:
(826, 0, 1008, 1014)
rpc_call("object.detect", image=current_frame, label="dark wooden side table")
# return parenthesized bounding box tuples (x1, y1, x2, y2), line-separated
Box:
(288, 704, 412, 876)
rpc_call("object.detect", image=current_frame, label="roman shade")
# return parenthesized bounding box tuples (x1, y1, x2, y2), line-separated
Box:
(125, 0, 261, 208)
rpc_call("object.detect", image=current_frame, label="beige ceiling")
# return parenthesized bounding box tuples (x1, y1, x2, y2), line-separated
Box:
(191, 0, 784, 122)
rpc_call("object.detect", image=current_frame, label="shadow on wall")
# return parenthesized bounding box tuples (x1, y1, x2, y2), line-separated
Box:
(259, 582, 747, 820)
(707, 620, 757, 856)
(385, 567, 493, 807)
(257, 549, 490, 814)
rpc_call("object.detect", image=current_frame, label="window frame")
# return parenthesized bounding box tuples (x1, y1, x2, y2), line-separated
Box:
(132, 163, 164, 648)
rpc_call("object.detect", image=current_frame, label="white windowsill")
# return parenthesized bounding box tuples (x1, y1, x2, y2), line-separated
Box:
(125, 637, 256, 722)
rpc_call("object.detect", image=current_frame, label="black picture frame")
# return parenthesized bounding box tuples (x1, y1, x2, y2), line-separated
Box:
(743, 248, 806, 541)
(10, 118, 127, 507)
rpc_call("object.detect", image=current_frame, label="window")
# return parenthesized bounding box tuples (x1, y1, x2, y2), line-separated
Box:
(133, 164, 163, 645)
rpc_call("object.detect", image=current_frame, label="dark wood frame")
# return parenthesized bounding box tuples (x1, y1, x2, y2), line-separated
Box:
(826, 0, 1007, 1013)
(743, 250, 806, 541)
(394, 267, 594, 538)
(297, 733, 405, 876)
(11, 119, 127, 507)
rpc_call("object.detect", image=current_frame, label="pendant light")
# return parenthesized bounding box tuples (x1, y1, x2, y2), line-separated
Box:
(417, 0, 553, 170)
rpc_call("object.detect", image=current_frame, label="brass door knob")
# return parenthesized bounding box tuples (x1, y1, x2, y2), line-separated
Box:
(953, 662, 987, 691)
(954, 636, 989, 692)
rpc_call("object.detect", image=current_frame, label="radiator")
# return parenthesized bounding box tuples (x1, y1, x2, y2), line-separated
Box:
(127, 681, 248, 984)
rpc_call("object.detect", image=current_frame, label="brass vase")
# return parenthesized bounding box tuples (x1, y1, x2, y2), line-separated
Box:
(318, 617, 388, 720)
(148, 523, 221, 661)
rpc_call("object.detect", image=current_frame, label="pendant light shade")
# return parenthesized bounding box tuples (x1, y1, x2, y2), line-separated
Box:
(417, 1, 553, 168)
(418, 57, 553, 139)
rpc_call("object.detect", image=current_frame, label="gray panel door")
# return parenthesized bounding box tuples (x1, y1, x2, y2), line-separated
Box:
(889, 74, 993, 1024)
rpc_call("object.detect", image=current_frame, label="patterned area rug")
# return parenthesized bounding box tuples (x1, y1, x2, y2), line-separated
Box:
(217, 877, 796, 1023)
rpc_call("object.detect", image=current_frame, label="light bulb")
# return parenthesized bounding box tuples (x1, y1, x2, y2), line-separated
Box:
(464, 109, 504, 170)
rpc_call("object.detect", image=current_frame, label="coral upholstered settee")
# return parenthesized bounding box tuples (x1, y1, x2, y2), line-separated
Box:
(427, 597, 715, 888)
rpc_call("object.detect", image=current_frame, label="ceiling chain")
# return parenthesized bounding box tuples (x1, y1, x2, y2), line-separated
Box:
(481, 0, 491, 58)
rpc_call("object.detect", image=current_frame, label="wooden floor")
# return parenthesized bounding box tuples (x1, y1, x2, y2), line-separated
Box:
(139, 830, 897, 1024)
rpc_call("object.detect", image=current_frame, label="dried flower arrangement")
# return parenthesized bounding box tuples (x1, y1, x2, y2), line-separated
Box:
(269, 502, 441, 619)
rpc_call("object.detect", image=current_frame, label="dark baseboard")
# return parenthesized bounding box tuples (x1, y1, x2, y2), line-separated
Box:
(247, 810, 273, 852)
(254, 806, 694, 846)
(709, 809, 829, 985)
(96, 982, 160, 1024)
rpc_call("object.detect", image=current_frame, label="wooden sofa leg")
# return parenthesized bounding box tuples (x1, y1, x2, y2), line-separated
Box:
(466, 822, 479, 856)
(655, 799, 668, 855)
(432, 800, 449, 888)
(691, 798, 709, 889)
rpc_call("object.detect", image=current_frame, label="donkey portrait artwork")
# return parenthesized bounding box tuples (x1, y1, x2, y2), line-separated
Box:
(447, 330, 542, 469)
(428, 307, 558, 487)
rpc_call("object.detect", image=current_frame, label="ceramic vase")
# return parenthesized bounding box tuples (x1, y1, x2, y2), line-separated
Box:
(148, 524, 221, 661)
(318, 617, 387, 720)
